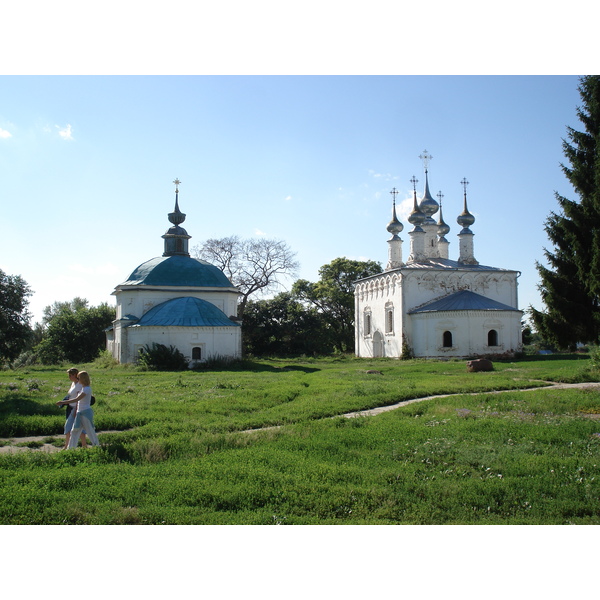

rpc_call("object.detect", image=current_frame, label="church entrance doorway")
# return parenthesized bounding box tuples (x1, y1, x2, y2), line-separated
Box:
(373, 330, 384, 357)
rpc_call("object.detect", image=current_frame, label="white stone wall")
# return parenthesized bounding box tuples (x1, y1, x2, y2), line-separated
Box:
(410, 310, 523, 357)
(110, 285, 241, 364)
(114, 287, 239, 321)
(355, 267, 522, 358)
(402, 270, 519, 312)
(355, 272, 404, 358)
(124, 325, 241, 364)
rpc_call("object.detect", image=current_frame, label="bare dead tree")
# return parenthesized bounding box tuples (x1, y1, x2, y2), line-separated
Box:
(192, 237, 300, 318)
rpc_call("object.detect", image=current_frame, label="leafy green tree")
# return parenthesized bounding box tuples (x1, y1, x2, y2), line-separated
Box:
(36, 301, 116, 364)
(243, 292, 334, 356)
(530, 76, 600, 349)
(42, 297, 89, 325)
(292, 257, 382, 353)
(0, 269, 33, 363)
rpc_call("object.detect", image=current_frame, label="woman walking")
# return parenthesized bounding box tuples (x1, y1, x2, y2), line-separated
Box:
(61, 368, 88, 449)
(58, 371, 100, 449)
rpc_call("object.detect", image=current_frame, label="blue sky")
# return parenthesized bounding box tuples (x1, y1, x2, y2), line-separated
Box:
(0, 75, 584, 324)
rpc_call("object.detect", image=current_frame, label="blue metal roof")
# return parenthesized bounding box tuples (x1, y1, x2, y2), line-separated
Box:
(409, 290, 520, 314)
(131, 297, 240, 327)
(121, 255, 234, 288)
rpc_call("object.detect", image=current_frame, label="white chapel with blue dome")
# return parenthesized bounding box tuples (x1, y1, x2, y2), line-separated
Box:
(354, 152, 523, 359)
(106, 180, 242, 365)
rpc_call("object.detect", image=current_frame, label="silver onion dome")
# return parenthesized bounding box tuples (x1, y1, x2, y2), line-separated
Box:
(457, 178, 475, 232)
(408, 188, 426, 231)
(419, 170, 439, 220)
(436, 192, 450, 237)
(387, 188, 404, 237)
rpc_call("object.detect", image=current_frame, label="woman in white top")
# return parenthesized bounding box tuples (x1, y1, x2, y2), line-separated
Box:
(57, 370, 100, 449)
(61, 368, 87, 450)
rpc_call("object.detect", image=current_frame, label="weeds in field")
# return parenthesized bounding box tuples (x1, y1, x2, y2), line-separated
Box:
(0, 355, 599, 524)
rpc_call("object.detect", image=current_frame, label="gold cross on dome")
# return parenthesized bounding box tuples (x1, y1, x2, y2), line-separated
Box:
(173, 178, 181, 192)
(460, 178, 469, 194)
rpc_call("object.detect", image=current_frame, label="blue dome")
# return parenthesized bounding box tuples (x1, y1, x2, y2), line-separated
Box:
(121, 255, 234, 288)
(133, 297, 240, 327)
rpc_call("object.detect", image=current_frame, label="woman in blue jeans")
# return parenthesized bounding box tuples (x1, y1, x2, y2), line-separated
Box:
(57, 371, 100, 449)
(61, 367, 87, 449)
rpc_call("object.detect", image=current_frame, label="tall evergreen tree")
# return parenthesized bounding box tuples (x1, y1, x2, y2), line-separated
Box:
(530, 76, 600, 349)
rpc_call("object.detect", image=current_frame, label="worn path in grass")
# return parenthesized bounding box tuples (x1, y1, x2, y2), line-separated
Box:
(2, 381, 600, 453)
(338, 380, 600, 418)
(0, 431, 124, 455)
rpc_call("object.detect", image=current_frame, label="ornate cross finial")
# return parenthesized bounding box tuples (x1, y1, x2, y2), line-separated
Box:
(390, 187, 398, 205)
(437, 191, 444, 207)
(410, 176, 418, 193)
(419, 150, 433, 172)
(173, 178, 181, 192)
(460, 178, 469, 194)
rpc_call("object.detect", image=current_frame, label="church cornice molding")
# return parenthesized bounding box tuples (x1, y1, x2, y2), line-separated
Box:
(129, 324, 240, 331)
(113, 284, 241, 294)
(410, 308, 523, 319)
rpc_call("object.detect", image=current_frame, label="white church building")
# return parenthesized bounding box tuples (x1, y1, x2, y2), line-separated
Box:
(354, 153, 523, 359)
(106, 181, 242, 365)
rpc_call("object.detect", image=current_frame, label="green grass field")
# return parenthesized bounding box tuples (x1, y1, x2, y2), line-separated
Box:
(1, 354, 599, 524)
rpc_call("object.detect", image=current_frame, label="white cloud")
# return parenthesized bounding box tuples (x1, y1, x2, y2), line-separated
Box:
(398, 195, 416, 221)
(284, 195, 292, 202)
(369, 169, 398, 181)
(254, 229, 266, 236)
(57, 124, 74, 140)
(0, 128, 12, 139)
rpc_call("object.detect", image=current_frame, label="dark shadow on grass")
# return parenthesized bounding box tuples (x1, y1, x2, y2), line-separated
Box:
(0, 395, 60, 418)
(512, 353, 590, 363)
(280, 365, 321, 373)
(205, 360, 321, 374)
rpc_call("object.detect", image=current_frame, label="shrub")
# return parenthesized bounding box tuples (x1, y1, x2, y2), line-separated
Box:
(194, 354, 243, 370)
(137, 343, 189, 371)
(12, 350, 39, 368)
(92, 350, 120, 369)
(588, 344, 600, 369)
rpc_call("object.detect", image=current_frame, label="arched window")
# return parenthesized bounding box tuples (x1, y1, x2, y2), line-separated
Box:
(386, 309, 394, 333)
(364, 312, 372, 336)
(443, 331, 453, 348)
(488, 330, 498, 346)
(192, 347, 202, 360)
(385, 303, 394, 334)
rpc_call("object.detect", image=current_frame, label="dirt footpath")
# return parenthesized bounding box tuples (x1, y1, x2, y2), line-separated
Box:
(0, 431, 123, 455)
(3, 381, 600, 453)
(0, 436, 64, 454)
